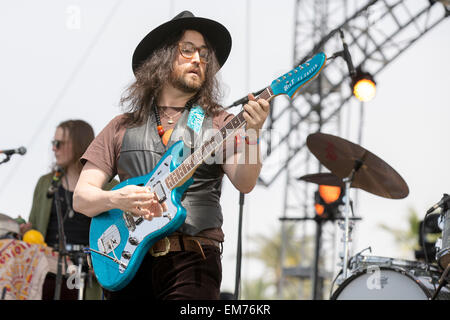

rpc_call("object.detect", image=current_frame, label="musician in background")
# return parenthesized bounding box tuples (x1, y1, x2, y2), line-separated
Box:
(73, 11, 269, 299)
(22, 119, 118, 300)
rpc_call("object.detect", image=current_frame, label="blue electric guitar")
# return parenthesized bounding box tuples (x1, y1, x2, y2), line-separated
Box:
(89, 52, 327, 291)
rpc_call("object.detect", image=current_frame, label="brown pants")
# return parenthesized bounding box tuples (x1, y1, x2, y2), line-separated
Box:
(103, 245, 222, 300)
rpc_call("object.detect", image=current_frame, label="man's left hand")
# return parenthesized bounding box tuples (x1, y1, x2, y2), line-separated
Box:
(242, 93, 270, 135)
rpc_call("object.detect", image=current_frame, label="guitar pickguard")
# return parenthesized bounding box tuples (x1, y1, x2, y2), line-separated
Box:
(115, 155, 177, 272)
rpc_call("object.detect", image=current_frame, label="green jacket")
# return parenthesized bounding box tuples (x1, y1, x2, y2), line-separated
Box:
(28, 173, 118, 238)
(28, 172, 118, 300)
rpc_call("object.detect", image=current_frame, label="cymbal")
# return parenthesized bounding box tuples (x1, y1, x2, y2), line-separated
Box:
(306, 132, 409, 199)
(298, 172, 346, 188)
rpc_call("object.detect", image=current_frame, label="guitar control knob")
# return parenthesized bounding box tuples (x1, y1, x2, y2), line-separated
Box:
(129, 237, 139, 246)
(122, 251, 131, 260)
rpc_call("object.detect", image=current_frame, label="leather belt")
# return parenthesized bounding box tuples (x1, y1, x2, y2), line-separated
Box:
(149, 235, 221, 259)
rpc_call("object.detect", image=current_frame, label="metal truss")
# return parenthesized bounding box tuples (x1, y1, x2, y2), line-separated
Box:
(260, 0, 450, 299)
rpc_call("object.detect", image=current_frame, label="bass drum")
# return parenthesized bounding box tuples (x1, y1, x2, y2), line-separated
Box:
(331, 256, 450, 300)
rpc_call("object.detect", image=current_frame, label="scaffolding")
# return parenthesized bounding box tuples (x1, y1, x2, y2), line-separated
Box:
(255, 0, 449, 299)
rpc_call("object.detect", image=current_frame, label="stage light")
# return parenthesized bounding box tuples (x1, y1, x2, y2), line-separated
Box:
(315, 203, 325, 216)
(314, 185, 344, 221)
(319, 185, 341, 204)
(351, 67, 376, 102)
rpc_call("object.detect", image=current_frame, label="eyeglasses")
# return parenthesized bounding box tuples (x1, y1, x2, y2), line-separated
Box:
(51, 140, 64, 149)
(178, 42, 210, 63)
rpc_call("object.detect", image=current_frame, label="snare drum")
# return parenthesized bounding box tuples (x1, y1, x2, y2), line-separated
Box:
(331, 256, 450, 300)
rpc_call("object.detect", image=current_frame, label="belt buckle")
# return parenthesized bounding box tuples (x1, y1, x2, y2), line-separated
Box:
(149, 237, 171, 257)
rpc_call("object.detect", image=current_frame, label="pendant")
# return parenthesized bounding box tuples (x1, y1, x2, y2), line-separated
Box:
(168, 118, 174, 124)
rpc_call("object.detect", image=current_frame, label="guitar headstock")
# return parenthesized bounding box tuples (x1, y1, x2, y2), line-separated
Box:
(270, 52, 327, 99)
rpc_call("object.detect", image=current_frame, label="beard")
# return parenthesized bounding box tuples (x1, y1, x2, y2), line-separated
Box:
(170, 67, 204, 94)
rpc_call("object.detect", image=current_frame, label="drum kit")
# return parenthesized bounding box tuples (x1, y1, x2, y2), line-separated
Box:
(298, 132, 450, 300)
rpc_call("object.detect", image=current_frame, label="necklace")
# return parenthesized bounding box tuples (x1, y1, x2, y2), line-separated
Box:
(154, 105, 165, 137)
(159, 106, 183, 124)
(154, 105, 185, 137)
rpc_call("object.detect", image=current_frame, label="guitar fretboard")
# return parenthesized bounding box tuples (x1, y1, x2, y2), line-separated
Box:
(165, 86, 274, 190)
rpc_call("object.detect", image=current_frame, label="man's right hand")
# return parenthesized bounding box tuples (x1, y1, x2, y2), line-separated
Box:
(111, 185, 164, 220)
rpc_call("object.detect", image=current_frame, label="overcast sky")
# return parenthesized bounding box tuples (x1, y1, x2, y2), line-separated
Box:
(0, 0, 449, 298)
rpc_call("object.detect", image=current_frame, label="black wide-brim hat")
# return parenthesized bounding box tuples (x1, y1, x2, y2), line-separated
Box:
(132, 10, 232, 75)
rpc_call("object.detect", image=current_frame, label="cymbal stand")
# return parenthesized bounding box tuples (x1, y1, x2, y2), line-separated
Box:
(340, 160, 363, 281)
(75, 252, 86, 300)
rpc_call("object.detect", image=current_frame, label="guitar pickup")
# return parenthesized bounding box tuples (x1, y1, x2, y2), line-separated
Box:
(153, 181, 167, 204)
(123, 212, 136, 232)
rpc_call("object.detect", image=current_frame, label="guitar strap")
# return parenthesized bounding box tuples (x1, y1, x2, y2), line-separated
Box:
(166, 105, 207, 154)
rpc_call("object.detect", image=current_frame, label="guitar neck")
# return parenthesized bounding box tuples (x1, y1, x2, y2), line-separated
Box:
(165, 86, 274, 190)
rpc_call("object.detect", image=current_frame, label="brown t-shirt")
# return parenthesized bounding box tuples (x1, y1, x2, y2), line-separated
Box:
(81, 107, 234, 242)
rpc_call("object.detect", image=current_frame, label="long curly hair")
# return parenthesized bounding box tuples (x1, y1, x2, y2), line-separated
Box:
(120, 29, 224, 128)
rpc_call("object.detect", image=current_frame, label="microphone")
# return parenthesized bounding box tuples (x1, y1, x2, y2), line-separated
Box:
(0, 146, 27, 156)
(338, 29, 356, 77)
(47, 167, 65, 198)
(427, 193, 450, 215)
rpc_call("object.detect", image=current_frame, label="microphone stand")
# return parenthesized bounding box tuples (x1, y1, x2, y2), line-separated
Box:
(226, 99, 250, 300)
(234, 192, 245, 300)
(0, 155, 11, 165)
(52, 179, 69, 300)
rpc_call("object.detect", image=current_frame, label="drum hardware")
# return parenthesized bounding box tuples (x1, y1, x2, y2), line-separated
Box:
(341, 169, 359, 280)
(306, 132, 409, 286)
(415, 213, 441, 262)
(347, 246, 372, 272)
(330, 246, 372, 295)
(431, 264, 450, 300)
(295, 170, 363, 299)
(331, 256, 450, 300)
(436, 208, 450, 270)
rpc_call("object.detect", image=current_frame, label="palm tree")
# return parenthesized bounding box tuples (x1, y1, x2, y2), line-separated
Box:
(378, 207, 421, 257)
(242, 222, 314, 299)
(241, 278, 272, 300)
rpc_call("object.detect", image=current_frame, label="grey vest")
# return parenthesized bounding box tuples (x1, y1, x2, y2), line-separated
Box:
(118, 107, 224, 235)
